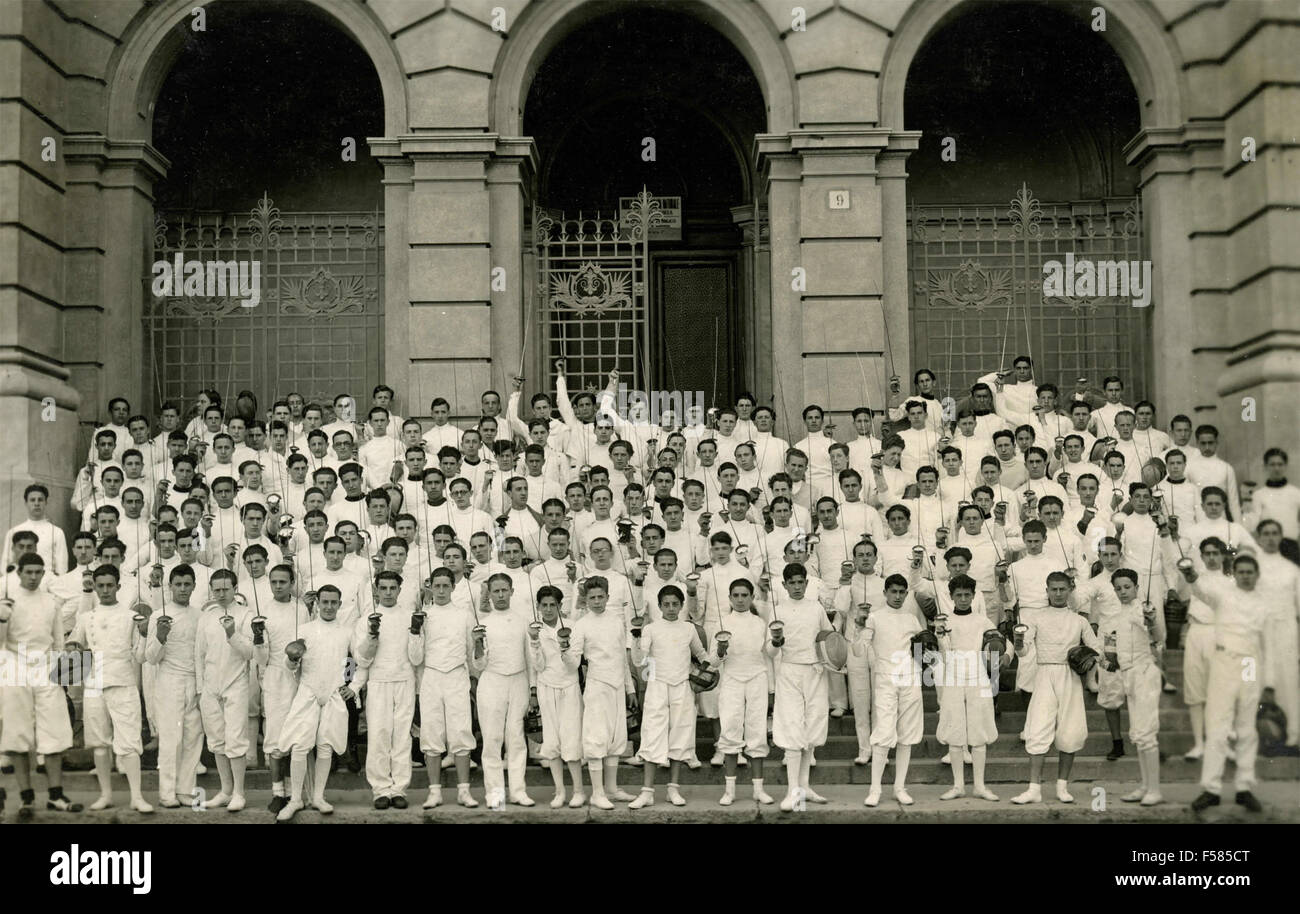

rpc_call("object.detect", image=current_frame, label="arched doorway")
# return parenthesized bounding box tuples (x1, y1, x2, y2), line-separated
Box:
(144, 0, 385, 411)
(522, 5, 766, 405)
(902, 1, 1148, 399)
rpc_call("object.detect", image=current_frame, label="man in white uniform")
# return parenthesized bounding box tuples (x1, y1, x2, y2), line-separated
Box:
(193, 568, 256, 812)
(143, 564, 204, 808)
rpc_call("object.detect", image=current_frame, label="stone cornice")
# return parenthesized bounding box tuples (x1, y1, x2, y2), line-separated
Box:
(62, 135, 170, 182)
(1124, 122, 1226, 171)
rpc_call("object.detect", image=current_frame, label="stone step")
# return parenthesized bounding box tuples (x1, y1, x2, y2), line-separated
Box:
(724, 730, 1200, 760)
(55, 753, 1298, 791)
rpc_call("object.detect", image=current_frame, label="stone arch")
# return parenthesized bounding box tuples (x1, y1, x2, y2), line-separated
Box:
(879, 0, 1186, 130)
(491, 0, 797, 136)
(104, 0, 408, 142)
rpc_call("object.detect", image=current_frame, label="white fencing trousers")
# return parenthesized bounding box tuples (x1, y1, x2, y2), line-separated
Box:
(1181, 621, 1213, 706)
(83, 685, 143, 757)
(537, 681, 583, 762)
(1202, 649, 1261, 795)
(0, 682, 73, 755)
(199, 683, 250, 759)
(716, 674, 769, 758)
(154, 672, 203, 802)
(772, 662, 829, 752)
(1114, 660, 1161, 752)
(364, 680, 416, 799)
(637, 679, 696, 766)
(141, 662, 159, 732)
(1263, 615, 1299, 746)
(1023, 665, 1087, 756)
(828, 666, 848, 712)
(261, 665, 298, 759)
(280, 689, 349, 756)
(581, 679, 627, 760)
(845, 658, 872, 755)
(417, 666, 475, 757)
(869, 674, 923, 749)
(478, 670, 530, 800)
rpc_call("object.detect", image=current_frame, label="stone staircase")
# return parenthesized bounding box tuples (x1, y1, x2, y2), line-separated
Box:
(58, 649, 1300, 791)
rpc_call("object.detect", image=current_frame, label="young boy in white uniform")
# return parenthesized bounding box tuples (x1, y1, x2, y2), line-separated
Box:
(471, 574, 537, 808)
(936, 574, 1006, 801)
(565, 576, 638, 809)
(766, 563, 833, 811)
(1011, 571, 1103, 804)
(860, 574, 924, 806)
(713, 579, 774, 805)
(65, 564, 150, 812)
(1099, 568, 1164, 805)
(259, 562, 310, 812)
(193, 569, 256, 811)
(528, 585, 586, 807)
(409, 567, 479, 808)
(276, 584, 361, 820)
(355, 569, 418, 809)
(629, 584, 710, 808)
(144, 564, 204, 808)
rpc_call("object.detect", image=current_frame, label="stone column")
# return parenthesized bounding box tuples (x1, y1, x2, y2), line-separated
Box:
(486, 138, 537, 406)
(879, 132, 922, 422)
(369, 135, 535, 430)
(758, 129, 898, 443)
(730, 203, 771, 397)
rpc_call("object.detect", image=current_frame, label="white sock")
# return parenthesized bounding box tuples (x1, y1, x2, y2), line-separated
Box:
(723, 776, 736, 796)
(272, 781, 286, 797)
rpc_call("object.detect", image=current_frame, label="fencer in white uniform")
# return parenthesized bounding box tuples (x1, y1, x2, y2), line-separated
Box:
(409, 567, 479, 809)
(355, 570, 418, 808)
(259, 563, 310, 813)
(1176, 555, 1269, 812)
(628, 585, 709, 808)
(276, 584, 361, 821)
(712, 579, 773, 805)
(860, 574, 923, 807)
(1011, 572, 1102, 805)
(766, 563, 833, 811)
(471, 574, 537, 808)
(193, 569, 256, 812)
(566, 576, 637, 809)
(66, 564, 150, 813)
(528, 585, 585, 808)
(935, 574, 1007, 801)
(143, 564, 204, 808)
(1098, 568, 1164, 805)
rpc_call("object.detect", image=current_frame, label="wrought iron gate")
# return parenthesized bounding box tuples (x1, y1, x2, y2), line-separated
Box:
(146, 193, 384, 410)
(907, 183, 1149, 398)
(533, 188, 668, 395)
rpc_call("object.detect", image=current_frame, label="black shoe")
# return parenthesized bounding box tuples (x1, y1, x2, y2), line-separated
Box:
(374, 796, 391, 810)
(346, 749, 362, 774)
(46, 797, 83, 812)
(1190, 791, 1220, 812)
(1106, 740, 1125, 761)
(267, 795, 288, 815)
(18, 802, 34, 821)
(391, 796, 408, 809)
(0, 765, 13, 775)
(1235, 791, 1262, 812)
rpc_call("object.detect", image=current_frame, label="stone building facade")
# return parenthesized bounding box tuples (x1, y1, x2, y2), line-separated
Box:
(1, 0, 1296, 527)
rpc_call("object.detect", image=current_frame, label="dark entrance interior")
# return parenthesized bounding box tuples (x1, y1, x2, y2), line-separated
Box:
(524, 5, 765, 405)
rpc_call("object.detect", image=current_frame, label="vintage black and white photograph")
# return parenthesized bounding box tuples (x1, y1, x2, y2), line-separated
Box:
(1, 0, 1297, 866)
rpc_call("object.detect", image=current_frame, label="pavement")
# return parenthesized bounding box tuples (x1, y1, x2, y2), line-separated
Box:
(4, 781, 1297, 824)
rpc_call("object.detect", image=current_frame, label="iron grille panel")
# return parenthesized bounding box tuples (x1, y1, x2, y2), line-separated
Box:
(145, 193, 383, 412)
(907, 184, 1149, 400)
